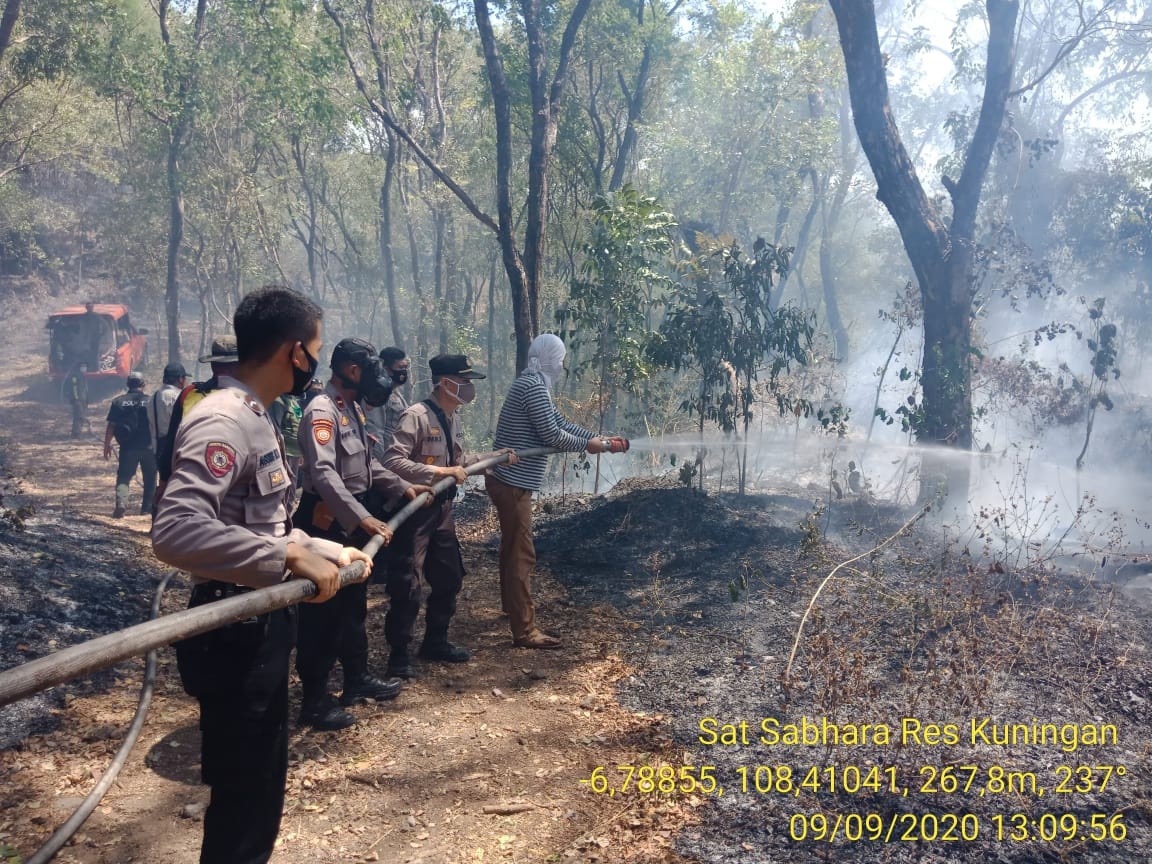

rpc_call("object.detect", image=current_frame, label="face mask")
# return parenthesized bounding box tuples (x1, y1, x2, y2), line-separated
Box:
(441, 378, 476, 404)
(290, 343, 318, 397)
(390, 368, 409, 387)
(357, 357, 394, 407)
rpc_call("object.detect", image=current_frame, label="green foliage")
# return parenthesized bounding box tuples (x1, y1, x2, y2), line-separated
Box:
(562, 185, 677, 406)
(651, 238, 814, 430)
(649, 236, 815, 493)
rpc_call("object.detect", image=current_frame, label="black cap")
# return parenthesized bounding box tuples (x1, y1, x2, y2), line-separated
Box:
(429, 354, 486, 379)
(162, 361, 187, 383)
(330, 337, 377, 369)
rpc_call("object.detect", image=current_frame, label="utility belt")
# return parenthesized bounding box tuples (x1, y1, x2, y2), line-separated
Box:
(177, 580, 294, 700)
(190, 580, 255, 602)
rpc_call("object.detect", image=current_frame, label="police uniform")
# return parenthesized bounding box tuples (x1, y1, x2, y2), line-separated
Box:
(365, 390, 408, 462)
(107, 384, 156, 515)
(153, 376, 344, 864)
(382, 362, 483, 670)
(295, 379, 410, 720)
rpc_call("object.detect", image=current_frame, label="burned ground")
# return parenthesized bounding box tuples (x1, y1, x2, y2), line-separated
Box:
(532, 477, 1152, 863)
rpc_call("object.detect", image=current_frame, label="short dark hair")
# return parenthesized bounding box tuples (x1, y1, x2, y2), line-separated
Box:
(380, 346, 407, 367)
(234, 285, 322, 365)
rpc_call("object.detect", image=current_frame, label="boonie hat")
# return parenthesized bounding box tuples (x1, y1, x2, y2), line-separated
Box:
(429, 354, 486, 379)
(198, 335, 239, 365)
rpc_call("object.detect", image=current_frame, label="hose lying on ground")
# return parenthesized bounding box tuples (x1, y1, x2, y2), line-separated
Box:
(25, 570, 176, 864)
(0, 446, 558, 708)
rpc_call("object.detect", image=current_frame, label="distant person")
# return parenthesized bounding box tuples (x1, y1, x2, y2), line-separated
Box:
(149, 362, 187, 454)
(382, 354, 516, 677)
(486, 334, 624, 648)
(65, 363, 89, 438)
(153, 285, 373, 864)
(103, 371, 156, 518)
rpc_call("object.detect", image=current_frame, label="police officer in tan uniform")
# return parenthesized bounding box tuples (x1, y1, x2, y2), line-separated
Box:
(295, 337, 433, 730)
(153, 285, 373, 864)
(382, 354, 516, 677)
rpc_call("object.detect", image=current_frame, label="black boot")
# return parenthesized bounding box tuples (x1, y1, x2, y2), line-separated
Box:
(386, 648, 417, 679)
(418, 639, 470, 663)
(298, 693, 356, 731)
(340, 674, 402, 705)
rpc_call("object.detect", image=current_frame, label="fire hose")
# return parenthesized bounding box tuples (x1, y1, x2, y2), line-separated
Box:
(0, 439, 626, 861)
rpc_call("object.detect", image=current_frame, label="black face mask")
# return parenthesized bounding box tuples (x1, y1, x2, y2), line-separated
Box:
(390, 368, 409, 387)
(357, 356, 394, 407)
(290, 344, 318, 397)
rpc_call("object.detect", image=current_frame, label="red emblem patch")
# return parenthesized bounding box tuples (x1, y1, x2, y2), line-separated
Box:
(205, 442, 237, 478)
(314, 419, 334, 445)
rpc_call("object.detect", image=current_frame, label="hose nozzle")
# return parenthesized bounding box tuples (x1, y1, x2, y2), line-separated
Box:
(601, 436, 630, 454)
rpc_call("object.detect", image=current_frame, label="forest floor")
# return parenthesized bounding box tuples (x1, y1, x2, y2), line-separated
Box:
(1, 286, 1151, 863)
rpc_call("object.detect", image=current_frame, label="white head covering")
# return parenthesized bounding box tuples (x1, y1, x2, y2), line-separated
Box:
(525, 333, 566, 389)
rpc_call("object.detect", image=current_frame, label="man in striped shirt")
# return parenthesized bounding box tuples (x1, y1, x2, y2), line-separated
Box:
(485, 334, 622, 649)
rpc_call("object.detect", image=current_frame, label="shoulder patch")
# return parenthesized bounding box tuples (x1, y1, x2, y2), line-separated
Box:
(313, 418, 335, 445)
(205, 442, 238, 478)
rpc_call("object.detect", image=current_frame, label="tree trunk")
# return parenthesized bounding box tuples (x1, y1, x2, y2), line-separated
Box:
(378, 131, 403, 348)
(609, 44, 652, 192)
(164, 136, 185, 364)
(476, 0, 592, 371)
(829, 0, 1019, 499)
(0, 0, 20, 70)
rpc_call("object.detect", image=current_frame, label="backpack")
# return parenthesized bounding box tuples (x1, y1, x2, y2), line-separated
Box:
(112, 393, 149, 447)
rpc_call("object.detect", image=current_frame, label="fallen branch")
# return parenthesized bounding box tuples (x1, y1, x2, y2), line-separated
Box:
(482, 802, 536, 815)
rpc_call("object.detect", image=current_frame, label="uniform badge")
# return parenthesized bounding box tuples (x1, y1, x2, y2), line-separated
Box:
(424, 456, 437, 465)
(340, 415, 349, 426)
(313, 419, 335, 445)
(270, 469, 285, 486)
(429, 428, 441, 436)
(243, 395, 264, 415)
(205, 442, 237, 477)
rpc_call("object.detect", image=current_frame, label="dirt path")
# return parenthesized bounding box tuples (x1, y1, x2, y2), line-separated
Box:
(0, 343, 690, 864)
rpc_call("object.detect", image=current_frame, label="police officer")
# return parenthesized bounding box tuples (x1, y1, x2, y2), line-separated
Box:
(153, 285, 373, 864)
(364, 346, 411, 461)
(382, 354, 516, 678)
(364, 347, 411, 585)
(103, 371, 156, 518)
(295, 337, 433, 730)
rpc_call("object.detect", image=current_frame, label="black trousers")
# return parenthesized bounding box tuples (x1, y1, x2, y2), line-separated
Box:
(384, 500, 465, 650)
(176, 584, 295, 864)
(294, 493, 372, 698)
